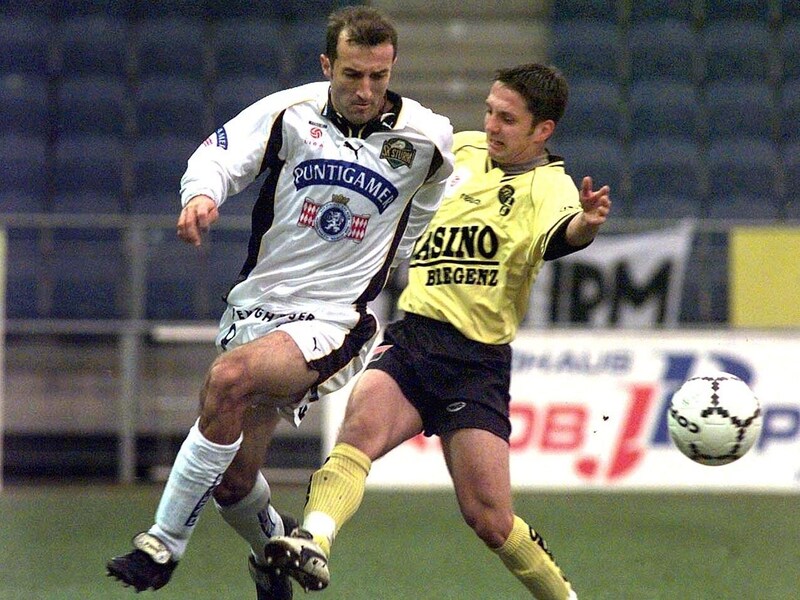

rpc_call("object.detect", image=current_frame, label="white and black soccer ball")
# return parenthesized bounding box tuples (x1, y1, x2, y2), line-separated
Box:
(667, 372, 762, 466)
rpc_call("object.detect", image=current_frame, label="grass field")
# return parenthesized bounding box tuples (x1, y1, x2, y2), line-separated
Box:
(0, 482, 797, 599)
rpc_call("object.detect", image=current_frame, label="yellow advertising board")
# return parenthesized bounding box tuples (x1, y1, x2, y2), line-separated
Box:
(730, 227, 800, 327)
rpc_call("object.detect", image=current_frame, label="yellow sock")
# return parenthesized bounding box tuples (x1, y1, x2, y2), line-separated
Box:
(303, 442, 372, 557)
(493, 515, 574, 600)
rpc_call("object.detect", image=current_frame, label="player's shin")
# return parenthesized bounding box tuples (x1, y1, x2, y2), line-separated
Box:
(493, 515, 575, 600)
(303, 442, 372, 555)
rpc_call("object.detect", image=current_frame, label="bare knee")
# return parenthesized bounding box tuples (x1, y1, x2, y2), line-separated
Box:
(203, 355, 252, 412)
(462, 505, 514, 549)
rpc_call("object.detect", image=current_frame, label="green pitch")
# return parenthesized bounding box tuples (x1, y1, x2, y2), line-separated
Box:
(0, 483, 797, 599)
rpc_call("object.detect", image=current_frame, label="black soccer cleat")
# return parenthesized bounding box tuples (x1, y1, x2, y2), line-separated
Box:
(249, 555, 293, 600)
(106, 532, 178, 592)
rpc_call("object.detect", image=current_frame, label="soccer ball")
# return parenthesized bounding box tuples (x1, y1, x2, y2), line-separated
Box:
(667, 372, 762, 466)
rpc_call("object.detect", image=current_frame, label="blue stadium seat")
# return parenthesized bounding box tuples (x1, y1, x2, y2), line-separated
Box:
(4, 228, 44, 318)
(550, 20, 621, 81)
(213, 19, 286, 80)
(133, 135, 197, 197)
(205, 0, 282, 19)
(55, 74, 131, 137)
(55, 15, 128, 76)
(556, 79, 623, 139)
(0, 16, 51, 75)
(705, 194, 782, 219)
(207, 228, 251, 305)
(782, 0, 800, 21)
(629, 0, 697, 23)
(49, 228, 125, 319)
(780, 78, 800, 143)
(549, 0, 618, 22)
(630, 137, 704, 199)
(782, 141, 800, 202)
(0, 73, 49, 136)
(50, 191, 124, 214)
(707, 138, 782, 199)
(780, 21, 800, 83)
(131, 192, 182, 215)
(145, 232, 210, 320)
(704, 80, 777, 141)
(0, 134, 48, 200)
(549, 136, 625, 198)
(50, 0, 131, 19)
(629, 80, 701, 143)
(703, 0, 774, 22)
(127, 0, 206, 19)
(133, 17, 207, 77)
(627, 20, 701, 83)
(628, 194, 703, 219)
(701, 21, 777, 84)
(135, 74, 207, 137)
(53, 134, 126, 195)
(0, 192, 46, 213)
(282, 20, 328, 86)
(212, 75, 284, 125)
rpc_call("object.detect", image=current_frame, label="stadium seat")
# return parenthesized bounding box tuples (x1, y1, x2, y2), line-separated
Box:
(0, 73, 49, 136)
(213, 19, 286, 81)
(145, 231, 211, 320)
(554, 79, 623, 139)
(49, 0, 131, 19)
(627, 194, 703, 219)
(133, 17, 208, 78)
(704, 80, 777, 141)
(782, 0, 800, 21)
(702, 0, 773, 23)
(627, 20, 701, 83)
(50, 191, 124, 214)
(629, 137, 704, 200)
(549, 0, 618, 22)
(126, 0, 206, 19)
(282, 19, 328, 86)
(135, 74, 207, 137)
(629, 0, 697, 23)
(628, 80, 701, 143)
(55, 74, 131, 137)
(0, 133, 48, 200)
(780, 21, 800, 83)
(212, 75, 282, 126)
(54, 15, 129, 76)
(705, 194, 782, 220)
(0, 192, 45, 214)
(549, 136, 625, 199)
(4, 228, 45, 318)
(53, 134, 126, 195)
(130, 192, 182, 215)
(706, 138, 782, 200)
(0, 16, 51, 75)
(205, 0, 282, 19)
(700, 21, 777, 84)
(49, 228, 125, 319)
(550, 20, 621, 81)
(782, 141, 800, 198)
(781, 81, 800, 143)
(207, 228, 252, 305)
(133, 135, 197, 197)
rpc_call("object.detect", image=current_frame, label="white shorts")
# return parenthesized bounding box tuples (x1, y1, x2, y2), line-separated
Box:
(215, 299, 380, 426)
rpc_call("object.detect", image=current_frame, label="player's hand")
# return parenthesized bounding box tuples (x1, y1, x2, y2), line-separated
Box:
(580, 176, 611, 227)
(177, 195, 219, 246)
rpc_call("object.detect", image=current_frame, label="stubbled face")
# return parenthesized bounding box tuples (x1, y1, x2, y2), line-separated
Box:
(484, 81, 548, 167)
(321, 32, 396, 125)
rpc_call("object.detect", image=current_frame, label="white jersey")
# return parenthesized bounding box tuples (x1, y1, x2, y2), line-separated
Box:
(181, 81, 454, 310)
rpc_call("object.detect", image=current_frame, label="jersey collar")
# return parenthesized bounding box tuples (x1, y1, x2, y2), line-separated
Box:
(323, 89, 403, 139)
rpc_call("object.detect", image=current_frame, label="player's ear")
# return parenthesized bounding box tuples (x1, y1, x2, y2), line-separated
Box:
(532, 119, 555, 143)
(321, 54, 332, 79)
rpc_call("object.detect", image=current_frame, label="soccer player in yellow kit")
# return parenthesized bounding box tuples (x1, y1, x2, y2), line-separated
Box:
(265, 63, 611, 599)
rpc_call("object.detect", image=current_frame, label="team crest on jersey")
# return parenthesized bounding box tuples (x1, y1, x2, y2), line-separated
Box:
(297, 194, 370, 243)
(380, 138, 416, 168)
(498, 184, 515, 216)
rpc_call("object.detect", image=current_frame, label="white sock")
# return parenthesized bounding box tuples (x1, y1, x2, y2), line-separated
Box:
(215, 471, 286, 565)
(150, 419, 242, 560)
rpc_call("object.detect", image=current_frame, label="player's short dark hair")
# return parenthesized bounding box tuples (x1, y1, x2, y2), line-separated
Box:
(494, 63, 569, 125)
(325, 5, 398, 63)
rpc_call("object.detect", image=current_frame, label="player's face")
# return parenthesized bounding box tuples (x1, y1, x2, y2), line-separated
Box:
(321, 32, 396, 125)
(484, 81, 551, 167)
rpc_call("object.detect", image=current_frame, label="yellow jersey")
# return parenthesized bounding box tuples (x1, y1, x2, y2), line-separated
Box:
(398, 131, 583, 344)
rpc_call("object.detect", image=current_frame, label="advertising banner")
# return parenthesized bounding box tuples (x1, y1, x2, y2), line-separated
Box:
(323, 330, 800, 491)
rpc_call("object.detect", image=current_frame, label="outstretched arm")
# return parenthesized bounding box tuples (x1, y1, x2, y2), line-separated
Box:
(565, 176, 611, 247)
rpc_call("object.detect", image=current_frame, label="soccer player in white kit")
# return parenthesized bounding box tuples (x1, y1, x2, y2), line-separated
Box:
(106, 7, 453, 599)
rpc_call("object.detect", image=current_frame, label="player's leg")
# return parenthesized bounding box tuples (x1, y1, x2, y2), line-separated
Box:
(442, 428, 575, 600)
(264, 368, 423, 591)
(107, 331, 318, 592)
(214, 403, 296, 599)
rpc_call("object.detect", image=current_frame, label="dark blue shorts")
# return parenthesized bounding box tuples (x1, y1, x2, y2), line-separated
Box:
(366, 312, 512, 441)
